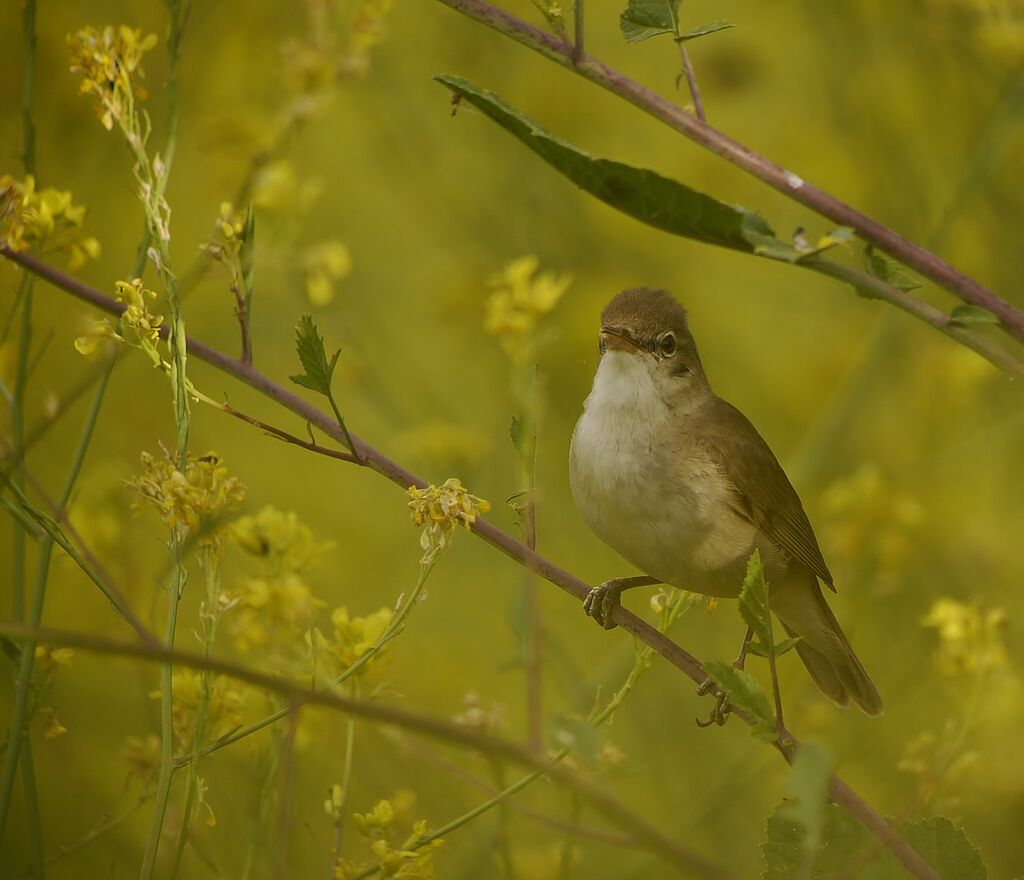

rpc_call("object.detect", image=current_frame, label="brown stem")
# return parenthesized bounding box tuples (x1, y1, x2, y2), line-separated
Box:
(432, 0, 1024, 346)
(3, 249, 942, 880)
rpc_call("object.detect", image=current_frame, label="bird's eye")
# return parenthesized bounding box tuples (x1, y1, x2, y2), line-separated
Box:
(658, 332, 677, 357)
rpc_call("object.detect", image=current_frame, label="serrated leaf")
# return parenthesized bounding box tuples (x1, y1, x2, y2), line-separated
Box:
(436, 75, 796, 259)
(778, 742, 833, 871)
(703, 660, 776, 741)
(289, 314, 340, 396)
(950, 304, 1000, 326)
(864, 245, 922, 292)
(763, 803, 988, 880)
(676, 19, 735, 42)
(738, 550, 772, 652)
(619, 0, 679, 42)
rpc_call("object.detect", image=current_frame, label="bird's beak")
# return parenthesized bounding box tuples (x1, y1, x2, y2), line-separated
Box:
(600, 326, 642, 353)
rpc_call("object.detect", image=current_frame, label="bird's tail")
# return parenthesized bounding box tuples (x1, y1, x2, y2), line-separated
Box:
(771, 575, 883, 716)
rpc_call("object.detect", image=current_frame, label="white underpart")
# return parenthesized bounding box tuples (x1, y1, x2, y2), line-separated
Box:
(569, 350, 758, 595)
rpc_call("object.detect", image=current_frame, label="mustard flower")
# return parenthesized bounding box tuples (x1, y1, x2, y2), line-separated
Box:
(67, 25, 157, 131)
(340, 797, 443, 880)
(230, 572, 326, 654)
(122, 734, 161, 787)
(303, 239, 352, 307)
(485, 255, 571, 363)
(0, 173, 100, 267)
(407, 478, 491, 564)
(309, 605, 394, 684)
(128, 449, 246, 540)
(233, 505, 331, 573)
(922, 598, 1007, 676)
(154, 669, 247, 750)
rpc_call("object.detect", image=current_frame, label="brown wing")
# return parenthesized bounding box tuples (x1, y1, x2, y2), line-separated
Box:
(697, 398, 835, 590)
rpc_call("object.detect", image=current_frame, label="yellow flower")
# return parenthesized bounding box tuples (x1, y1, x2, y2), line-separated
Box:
(74, 318, 122, 357)
(128, 449, 246, 539)
(230, 572, 325, 654)
(310, 606, 394, 683)
(154, 669, 247, 750)
(407, 478, 490, 563)
(122, 734, 161, 786)
(922, 598, 1007, 676)
(339, 0, 398, 77)
(485, 255, 571, 363)
(232, 505, 331, 573)
(1, 173, 100, 267)
(303, 240, 352, 307)
(38, 707, 69, 742)
(34, 645, 74, 671)
(67, 25, 157, 130)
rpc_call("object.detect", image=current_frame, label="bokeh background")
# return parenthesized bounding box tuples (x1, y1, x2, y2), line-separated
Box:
(2, 0, 1024, 877)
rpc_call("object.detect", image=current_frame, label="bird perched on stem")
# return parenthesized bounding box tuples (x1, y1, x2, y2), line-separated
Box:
(569, 287, 882, 715)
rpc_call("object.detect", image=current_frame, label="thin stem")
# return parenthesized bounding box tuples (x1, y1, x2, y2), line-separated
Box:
(20, 739, 44, 880)
(432, 0, 1024, 345)
(0, 358, 114, 850)
(331, 716, 356, 873)
(676, 43, 704, 121)
(138, 558, 184, 880)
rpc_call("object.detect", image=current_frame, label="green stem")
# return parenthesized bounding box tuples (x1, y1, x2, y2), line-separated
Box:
(0, 358, 114, 848)
(138, 551, 185, 880)
(327, 391, 363, 463)
(331, 715, 356, 871)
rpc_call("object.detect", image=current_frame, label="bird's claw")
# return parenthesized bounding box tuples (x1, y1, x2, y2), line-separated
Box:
(695, 677, 733, 728)
(583, 581, 621, 630)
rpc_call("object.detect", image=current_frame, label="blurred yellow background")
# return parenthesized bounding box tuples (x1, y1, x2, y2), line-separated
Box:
(2, 0, 1023, 877)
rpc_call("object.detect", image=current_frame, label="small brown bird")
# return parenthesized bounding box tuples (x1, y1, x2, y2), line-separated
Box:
(569, 287, 882, 715)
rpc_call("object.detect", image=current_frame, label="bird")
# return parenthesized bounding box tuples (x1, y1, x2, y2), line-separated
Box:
(568, 286, 882, 715)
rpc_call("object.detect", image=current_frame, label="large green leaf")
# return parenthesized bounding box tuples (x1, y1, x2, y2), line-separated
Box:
(763, 803, 987, 879)
(436, 76, 795, 258)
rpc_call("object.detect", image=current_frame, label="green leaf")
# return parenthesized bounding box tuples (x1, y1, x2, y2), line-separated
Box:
(676, 19, 735, 42)
(950, 304, 1000, 326)
(435, 76, 796, 259)
(863, 245, 922, 292)
(794, 226, 856, 262)
(703, 660, 776, 741)
(763, 803, 987, 879)
(289, 314, 340, 396)
(778, 742, 833, 871)
(619, 0, 680, 42)
(738, 549, 772, 653)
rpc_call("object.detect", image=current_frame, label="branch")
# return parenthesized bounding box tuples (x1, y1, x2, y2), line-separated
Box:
(432, 0, 1024, 347)
(2, 248, 942, 880)
(0, 621, 728, 880)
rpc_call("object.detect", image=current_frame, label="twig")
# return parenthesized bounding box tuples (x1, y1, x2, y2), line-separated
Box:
(432, 0, 1024, 346)
(0, 621, 729, 880)
(3, 253, 944, 880)
(218, 401, 358, 463)
(676, 43, 705, 120)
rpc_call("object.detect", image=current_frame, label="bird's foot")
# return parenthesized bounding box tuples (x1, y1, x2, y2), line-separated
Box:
(583, 579, 624, 630)
(695, 677, 733, 728)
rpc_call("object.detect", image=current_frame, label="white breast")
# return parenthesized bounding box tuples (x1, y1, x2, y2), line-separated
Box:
(569, 352, 757, 595)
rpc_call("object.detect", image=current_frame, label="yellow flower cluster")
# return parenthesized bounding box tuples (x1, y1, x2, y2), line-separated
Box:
(0, 173, 100, 268)
(129, 450, 246, 538)
(233, 505, 330, 573)
(158, 669, 248, 750)
(484, 255, 571, 363)
(75, 278, 165, 359)
(922, 598, 1008, 676)
(303, 240, 352, 307)
(67, 25, 157, 131)
(407, 478, 491, 564)
(339, 0, 397, 77)
(231, 573, 326, 654)
(821, 463, 922, 579)
(335, 795, 443, 880)
(310, 605, 394, 684)
(34, 644, 74, 671)
(122, 734, 161, 787)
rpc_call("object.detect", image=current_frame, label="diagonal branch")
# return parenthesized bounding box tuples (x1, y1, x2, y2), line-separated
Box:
(432, 0, 1024, 346)
(1, 249, 943, 880)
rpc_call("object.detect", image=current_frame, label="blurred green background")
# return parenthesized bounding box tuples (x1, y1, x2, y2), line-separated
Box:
(2, 0, 1024, 877)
